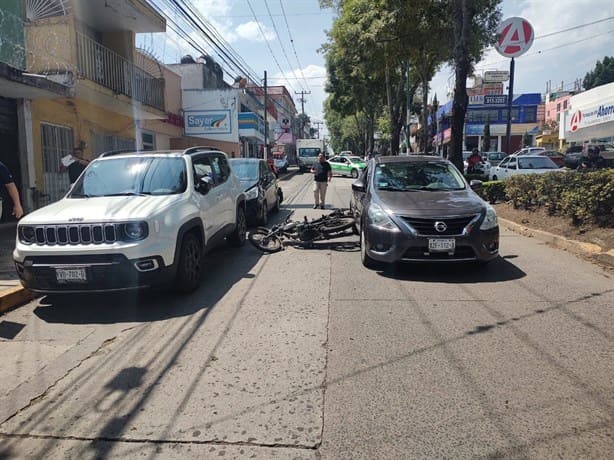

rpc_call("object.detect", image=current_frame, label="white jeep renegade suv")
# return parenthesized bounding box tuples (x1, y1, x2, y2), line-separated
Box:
(14, 147, 247, 294)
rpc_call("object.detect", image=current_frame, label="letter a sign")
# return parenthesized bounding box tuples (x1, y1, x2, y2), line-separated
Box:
(495, 17, 534, 58)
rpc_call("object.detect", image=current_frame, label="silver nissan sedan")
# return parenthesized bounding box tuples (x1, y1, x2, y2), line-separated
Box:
(350, 156, 499, 268)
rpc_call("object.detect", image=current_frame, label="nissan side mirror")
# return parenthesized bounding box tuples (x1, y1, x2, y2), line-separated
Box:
(469, 179, 483, 190)
(352, 181, 365, 193)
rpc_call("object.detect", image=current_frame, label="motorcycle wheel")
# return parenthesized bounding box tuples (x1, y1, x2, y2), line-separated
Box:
(320, 217, 356, 234)
(248, 228, 283, 253)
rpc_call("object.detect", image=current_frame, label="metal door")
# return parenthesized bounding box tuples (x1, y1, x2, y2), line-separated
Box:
(41, 123, 72, 204)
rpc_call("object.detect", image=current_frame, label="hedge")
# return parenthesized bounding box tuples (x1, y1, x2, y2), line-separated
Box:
(475, 169, 614, 227)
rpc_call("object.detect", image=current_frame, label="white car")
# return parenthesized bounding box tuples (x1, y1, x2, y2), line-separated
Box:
(14, 147, 247, 294)
(514, 147, 546, 156)
(273, 154, 289, 173)
(489, 154, 560, 181)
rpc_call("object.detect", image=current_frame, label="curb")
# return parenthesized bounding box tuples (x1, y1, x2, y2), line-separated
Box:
(499, 217, 614, 268)
(0, 284, 37, 314)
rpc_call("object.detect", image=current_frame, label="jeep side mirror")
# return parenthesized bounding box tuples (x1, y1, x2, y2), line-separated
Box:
(469, 179, 483, 190)
(197, 175, 214, 194)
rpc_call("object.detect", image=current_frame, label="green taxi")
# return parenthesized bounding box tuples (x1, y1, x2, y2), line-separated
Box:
(328, 155, 366, 178)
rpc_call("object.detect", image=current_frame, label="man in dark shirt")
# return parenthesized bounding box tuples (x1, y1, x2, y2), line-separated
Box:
(67, 148, 90, 183)
(0, 161, 24, 219)
(310, 152, 332, 209)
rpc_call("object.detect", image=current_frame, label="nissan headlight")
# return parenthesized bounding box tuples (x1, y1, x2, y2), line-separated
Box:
(367, 203, 400, 232)
(480, 205, 498, 230)
(245, 186, 259, 200)
(123, 221, 149, 240)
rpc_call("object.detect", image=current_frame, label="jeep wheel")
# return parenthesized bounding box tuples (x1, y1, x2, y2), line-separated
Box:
(175, 232, 203, 293)
(228, 207, 247, 247)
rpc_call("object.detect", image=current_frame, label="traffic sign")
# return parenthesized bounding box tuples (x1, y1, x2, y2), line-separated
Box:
(483, 70, 510, 82)
(495, 17, 534, 58)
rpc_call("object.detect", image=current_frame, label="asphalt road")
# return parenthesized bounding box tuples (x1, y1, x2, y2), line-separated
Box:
(0, 171, 612, 459)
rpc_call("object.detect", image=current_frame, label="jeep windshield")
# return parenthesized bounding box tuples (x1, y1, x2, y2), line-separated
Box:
(68, 157, 187, 198)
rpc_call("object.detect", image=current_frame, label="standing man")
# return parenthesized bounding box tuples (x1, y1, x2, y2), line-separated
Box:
(67, 147, 90, 183)
(0, 161, 24, 219)
(311, 152, 332, 209)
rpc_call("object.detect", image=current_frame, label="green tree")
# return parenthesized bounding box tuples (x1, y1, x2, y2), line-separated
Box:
(583, 56, 614, 90)
(449, 0, 502, 172)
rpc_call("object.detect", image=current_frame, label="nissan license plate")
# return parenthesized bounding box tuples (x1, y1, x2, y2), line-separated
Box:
(428, 238, 455, 252)
(56, 267, 87, 283)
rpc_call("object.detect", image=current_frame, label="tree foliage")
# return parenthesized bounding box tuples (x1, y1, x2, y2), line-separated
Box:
(583, 56, 614, 90)
(320, 0, 501, 158)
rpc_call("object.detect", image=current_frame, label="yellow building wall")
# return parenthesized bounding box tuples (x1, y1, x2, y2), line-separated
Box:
(24, 16, 76, 74)
(30, 98, 135, 192)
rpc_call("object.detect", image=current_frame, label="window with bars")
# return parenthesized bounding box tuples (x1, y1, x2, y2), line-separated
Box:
(90, 131, 135, 156)
(41, 122, 73, 203)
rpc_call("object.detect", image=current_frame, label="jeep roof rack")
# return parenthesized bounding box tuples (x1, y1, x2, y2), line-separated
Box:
(98, 148, 141, 158)
(183, 146, 223, 155)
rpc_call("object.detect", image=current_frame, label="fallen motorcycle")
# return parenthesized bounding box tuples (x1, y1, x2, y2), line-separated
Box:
(248, 208, 357, 253)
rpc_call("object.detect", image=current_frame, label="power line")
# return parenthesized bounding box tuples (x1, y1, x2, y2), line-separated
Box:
(245, 0, 295, 91)
(262, 0, 306, 93)
(536, 15, 614, 39)
(279, 0, 312, 93)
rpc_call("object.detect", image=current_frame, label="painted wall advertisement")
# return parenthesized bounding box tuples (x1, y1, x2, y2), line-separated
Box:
(183, 89, 240, 142)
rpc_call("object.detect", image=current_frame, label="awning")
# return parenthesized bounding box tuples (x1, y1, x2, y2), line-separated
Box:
(0, 62, 73, 99)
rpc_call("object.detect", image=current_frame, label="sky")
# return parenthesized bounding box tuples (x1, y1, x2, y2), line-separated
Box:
(138, 0, 614, 135)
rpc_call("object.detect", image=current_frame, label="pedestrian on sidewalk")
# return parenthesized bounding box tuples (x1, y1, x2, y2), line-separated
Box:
(0, 161, 24, 219)
(311, 152, 332, 209)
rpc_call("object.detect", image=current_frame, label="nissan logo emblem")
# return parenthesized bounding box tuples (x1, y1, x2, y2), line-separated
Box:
(434, 221, 447, 233)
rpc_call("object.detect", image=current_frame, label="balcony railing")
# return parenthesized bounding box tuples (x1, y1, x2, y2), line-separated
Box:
(75, 31, 164, 111)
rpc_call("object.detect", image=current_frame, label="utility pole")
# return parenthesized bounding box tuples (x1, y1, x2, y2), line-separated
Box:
(294, 90, 310, 115)
(295, 90, 310, 138)
(313, 121, 323, 139)
(263, 70, 268, 161)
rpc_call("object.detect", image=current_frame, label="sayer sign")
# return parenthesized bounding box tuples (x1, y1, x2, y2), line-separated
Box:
(495, 17, 534, 58)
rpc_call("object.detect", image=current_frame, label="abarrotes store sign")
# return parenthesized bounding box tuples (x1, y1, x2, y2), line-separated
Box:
(566, 82, 614, 141)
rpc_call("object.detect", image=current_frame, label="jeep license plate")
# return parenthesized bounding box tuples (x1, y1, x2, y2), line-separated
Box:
(56, 268, 87, 283)
(428, 239, 455, 252)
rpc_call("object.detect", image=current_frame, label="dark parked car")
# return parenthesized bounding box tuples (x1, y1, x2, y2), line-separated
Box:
(229, 158, 282, 225)
(564, 145, 584, 168)
(350, 156, 499, 268)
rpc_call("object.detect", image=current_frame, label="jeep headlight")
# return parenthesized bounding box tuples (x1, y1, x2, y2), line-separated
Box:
(480, 205, 498, 230)
(122, 221, 149, 240)
(245, 185, 258, 200)
(367, 203, 400, 232)
(18, 225, 36, 244)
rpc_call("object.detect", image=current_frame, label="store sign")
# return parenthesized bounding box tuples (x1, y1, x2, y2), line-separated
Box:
(483, 71, 510, 82)
(484, 95, 508, 105)
(495, 17, 534, 58)
(469, 95, 484, 105)
(185, 110, 232, 135)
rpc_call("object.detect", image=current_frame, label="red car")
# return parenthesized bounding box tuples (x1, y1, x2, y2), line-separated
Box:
(538, 150, 565, 168)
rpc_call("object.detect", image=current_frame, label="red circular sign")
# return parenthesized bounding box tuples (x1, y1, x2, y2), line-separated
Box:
(495, 17, 534, 58)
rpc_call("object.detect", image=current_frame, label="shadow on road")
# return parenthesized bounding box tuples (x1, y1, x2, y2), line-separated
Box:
(32, 243, 262, 325)
(376, 255, 526, 283)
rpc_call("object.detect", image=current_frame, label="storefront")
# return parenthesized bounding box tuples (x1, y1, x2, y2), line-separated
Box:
(564, 82, 614, 144)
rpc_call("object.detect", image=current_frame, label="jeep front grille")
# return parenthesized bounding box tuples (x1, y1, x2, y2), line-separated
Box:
(25, 224, 118, 245)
